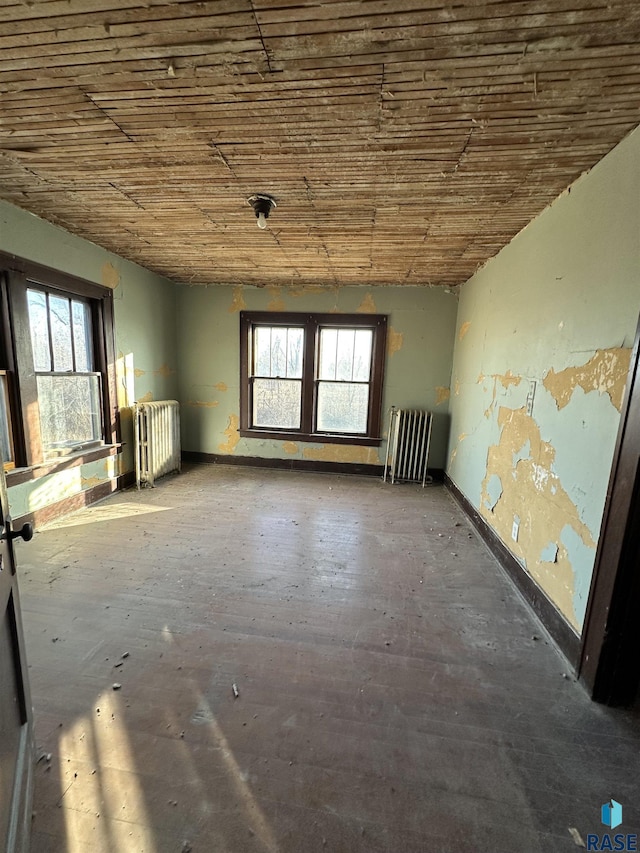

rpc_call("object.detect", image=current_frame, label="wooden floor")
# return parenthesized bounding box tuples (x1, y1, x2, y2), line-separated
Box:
(16, 464, 640, 853)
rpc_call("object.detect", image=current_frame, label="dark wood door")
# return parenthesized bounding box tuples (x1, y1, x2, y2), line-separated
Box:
(0, 464, 34, 853)
(579, 315, 640, 705)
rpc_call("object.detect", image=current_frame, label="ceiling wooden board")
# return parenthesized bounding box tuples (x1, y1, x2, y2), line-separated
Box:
(1, 1, 639, 287)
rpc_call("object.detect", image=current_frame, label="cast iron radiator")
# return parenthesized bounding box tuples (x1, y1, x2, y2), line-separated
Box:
(383, 408, 433, 486)
(134, 400, 181, 488)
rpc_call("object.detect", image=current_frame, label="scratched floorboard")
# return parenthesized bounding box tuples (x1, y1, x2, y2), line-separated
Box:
(17, 463, 640, 853)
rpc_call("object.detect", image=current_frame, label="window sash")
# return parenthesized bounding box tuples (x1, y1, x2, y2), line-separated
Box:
(27, 288, 94, 375)
(35, 372, 103, 456)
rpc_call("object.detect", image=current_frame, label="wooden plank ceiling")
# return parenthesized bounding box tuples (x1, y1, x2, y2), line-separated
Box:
(1, 1, 639, 288)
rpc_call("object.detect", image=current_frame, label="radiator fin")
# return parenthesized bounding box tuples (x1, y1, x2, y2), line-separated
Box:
(384, 408, 432, 486)
(134, 400, 181, 488)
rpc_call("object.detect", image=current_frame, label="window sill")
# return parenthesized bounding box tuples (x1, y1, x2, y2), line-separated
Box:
(6, 444, 121, 488)
(239, 428, 382, 447)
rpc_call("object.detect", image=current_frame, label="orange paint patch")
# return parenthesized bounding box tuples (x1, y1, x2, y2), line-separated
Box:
(134, 368, 146, 377)
(480, 406, 595, 629)
(458, 321, 471, 341)
(435, 386, 450, 406)
(357, 293, 377, 314)
(282, 441, 299, 455)
(100, 261, 120, 289)
(543, 347, 631, 413)
(81, 475, 103, 489)
(266, 286, 286, 312)
(228, 286, 246, 313)
(154, 363, 175, 378)
(214, 382, 228, 392)
(302, 445, 379, 465)
(219, 414, 240, 454)
(188, 400, 219, 408)
(484, 371, 523, 419)
(137, 391, 153, 403)
(387, 327, 404, 357)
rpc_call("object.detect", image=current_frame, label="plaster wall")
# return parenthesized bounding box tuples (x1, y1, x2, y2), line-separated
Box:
(176, 285, 458, 469)
(447, 126, 640, 633)
(0, 200, 178, 513)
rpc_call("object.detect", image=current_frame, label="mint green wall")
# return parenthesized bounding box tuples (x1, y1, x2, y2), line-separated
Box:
(0, 200, 178, 514)
(447, 126, 640, 632)
(176, 285, 458, 468)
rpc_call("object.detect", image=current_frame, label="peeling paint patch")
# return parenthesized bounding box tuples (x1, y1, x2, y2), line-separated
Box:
(435, 386, 450, 406)
(154, 363, 175, 378)
(101, 261, 120, 289)
(484, 370, 523, 419)
(454, 378, 460, 396)
(134, 368, 146, 377)
(540, 542, 559, 563)
(484, 473, 503, 511)
(266, 286, 286, 312)
(282, 441, 299, 455)
(290, 285, 335, 299)
(543, 347, 631, 412)
(512, 439, 531, 468)
(480, 407, 596, 629)
(458, 321, 471, 341)
(458, 433, 467, 443)
(219, 414, 240, 453)
(302, 445, 379, 465)
(387, 327, 404, 357)
(137, 391, 153, 403)
(81, 475, 103, 489)
(188, 400, 219, 408)
(214, 382, 228, 392)
(497, 370, 522, 389)
(357, 293, 377, 314)
(228, 286, 246, 314)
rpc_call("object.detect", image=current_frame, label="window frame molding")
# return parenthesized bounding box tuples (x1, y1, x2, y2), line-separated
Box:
(0, 251, 119, 473)
(239, 311, 387, 446)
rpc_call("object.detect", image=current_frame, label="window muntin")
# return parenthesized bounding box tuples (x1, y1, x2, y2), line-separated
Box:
(240, 312, 386, 445)
(27, 288, 103, 456)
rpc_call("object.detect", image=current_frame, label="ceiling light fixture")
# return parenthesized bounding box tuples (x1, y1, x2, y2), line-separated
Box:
(248, 194, 276, 229)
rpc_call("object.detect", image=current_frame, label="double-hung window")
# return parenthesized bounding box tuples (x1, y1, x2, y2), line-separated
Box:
(240, 312, 387, 445)
(27, 288, 102, 456)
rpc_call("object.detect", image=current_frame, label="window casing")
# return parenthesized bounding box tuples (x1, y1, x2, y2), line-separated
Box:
(240, 312, 387, 445)
(0, 254, 118, 474)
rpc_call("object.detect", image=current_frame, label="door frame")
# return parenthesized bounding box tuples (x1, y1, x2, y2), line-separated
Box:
(0, 456, 34, 853)
(578, 313, 640, 705)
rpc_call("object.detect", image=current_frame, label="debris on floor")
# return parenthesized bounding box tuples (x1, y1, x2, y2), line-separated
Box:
(568, 826, 586, 847)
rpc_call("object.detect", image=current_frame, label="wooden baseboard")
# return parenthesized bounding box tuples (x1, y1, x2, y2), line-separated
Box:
(117, 470, 136, 491)
(182, 450, 444, 482)
(182, 450, 383, 477)
(444, 474, 581, 667)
